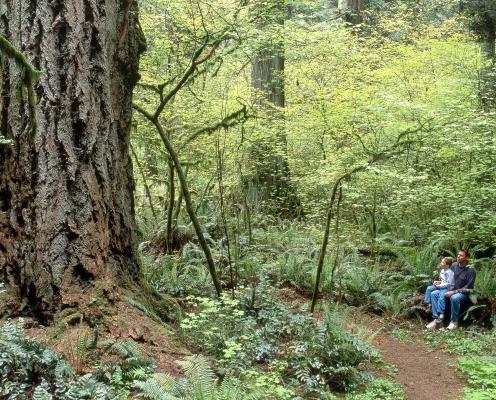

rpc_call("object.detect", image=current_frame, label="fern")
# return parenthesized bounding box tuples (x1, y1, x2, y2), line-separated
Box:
(135, 355, 263, 400)
(126, 296, 165, 325)
(0, 319, 154, 399)
(33, 379, 53, 400)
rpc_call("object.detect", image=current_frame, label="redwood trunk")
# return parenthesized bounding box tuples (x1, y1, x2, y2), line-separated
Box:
(0, 0, 144, 321)
(250, 0, 302, 218)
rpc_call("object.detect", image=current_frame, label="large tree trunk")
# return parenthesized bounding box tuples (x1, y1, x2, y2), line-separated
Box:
(479, 15, 496, 107)
(338, 0, 363, 25)
(250, 0, 302, 218)
(0, 0, 144, 322)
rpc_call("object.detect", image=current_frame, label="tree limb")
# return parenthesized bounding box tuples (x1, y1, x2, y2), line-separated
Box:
(0, 35, 42, 82)
(179, 106, 249, 151)
(310, 123, 430, 313)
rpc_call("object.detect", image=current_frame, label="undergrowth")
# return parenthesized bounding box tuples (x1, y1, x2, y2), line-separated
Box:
(0, 319, 155, 399)
(179, 281, 378, 397)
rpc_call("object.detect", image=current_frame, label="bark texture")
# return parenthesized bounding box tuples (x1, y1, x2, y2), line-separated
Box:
(0, 0, 144, 321)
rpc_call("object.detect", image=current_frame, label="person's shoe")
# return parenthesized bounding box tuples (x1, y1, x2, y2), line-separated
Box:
(439, 313, 444, 320)
(447, 321, 458, 330)
(426, 319, 441, 330)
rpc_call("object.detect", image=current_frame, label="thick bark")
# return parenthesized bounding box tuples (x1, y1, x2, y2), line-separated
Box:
(0, 0, 144, 321)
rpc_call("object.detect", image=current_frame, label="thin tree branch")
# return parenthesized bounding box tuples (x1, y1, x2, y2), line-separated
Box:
(179, 106, 249, 150)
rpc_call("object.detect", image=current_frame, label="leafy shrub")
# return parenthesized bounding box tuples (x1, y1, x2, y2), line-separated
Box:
(269, 251, 315, 291)
(337, 254, 385, 307)
(179, 282, 376, 396)
(180, 294, 255, 360)
(0, 319, 110, 399)
(370, 290, 410, 316)
(423, 329, 496, 355)
(397, 239, 446, 277)
(288, 305, 377, 393)
(96, 339, 156, 396)
(142, 254, 214, 297)
(474, 266, 496, 300)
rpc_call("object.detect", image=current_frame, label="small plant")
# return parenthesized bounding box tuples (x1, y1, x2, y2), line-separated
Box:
(0, 319, 111, 399)
(179, 283, 377, 396)
(423, 329, 496, 355)
(459, 356, 496, 399)
(347, 378, 406, 400)
(0, 319, 156, 399)
(62, 325, 99, 374)
(180, 294, 254, 359)
(475, 267, 496, 300)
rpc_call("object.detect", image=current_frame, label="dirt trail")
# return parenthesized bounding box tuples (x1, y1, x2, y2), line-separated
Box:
(359, 313, 465, 400)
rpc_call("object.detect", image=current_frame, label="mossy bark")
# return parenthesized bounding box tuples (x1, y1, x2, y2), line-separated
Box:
(0, 0, 145, 322)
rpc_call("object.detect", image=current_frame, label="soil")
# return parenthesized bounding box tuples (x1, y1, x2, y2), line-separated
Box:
(354, 312, 465, 400)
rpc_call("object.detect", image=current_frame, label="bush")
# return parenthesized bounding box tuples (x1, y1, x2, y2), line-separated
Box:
(136, 355, 265, 400)
(475, 266, 496, 300)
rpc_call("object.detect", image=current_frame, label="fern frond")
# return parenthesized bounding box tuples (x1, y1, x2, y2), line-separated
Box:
(178, 355, 216, 398)
(135, 377, 180, 400)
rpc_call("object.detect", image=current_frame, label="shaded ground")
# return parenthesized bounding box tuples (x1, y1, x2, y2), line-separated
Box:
(355, 312, 465, 400)
(24, 293, 189, 376)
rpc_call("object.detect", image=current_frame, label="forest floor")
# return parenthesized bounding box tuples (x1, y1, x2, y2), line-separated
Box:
(279, 288, 466, 399)
(350, 311, 465, 400)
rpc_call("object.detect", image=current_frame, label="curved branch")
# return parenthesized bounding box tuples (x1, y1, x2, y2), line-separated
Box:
(179, 106, 249, 151)
(133, 103, 223, 297)
(310, 123, 430, 313)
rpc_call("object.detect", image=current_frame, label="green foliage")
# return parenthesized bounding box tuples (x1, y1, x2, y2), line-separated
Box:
(474, 266, 496, 299)
(0, 319, 109, 399)
(136, 355, 264, 400)
(347, 378, 406, 400)
(335, 252, 386, 309)
(424, 329, 496, 355)
(141, 253, 215, 298)
(459, 356, 496, 399)
(179, 282, 376, 396)
(0, 319, 156, 399)
(180, 294, 254, 360)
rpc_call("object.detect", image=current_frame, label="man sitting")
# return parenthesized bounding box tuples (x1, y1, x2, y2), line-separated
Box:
(426, 249, 476, 330)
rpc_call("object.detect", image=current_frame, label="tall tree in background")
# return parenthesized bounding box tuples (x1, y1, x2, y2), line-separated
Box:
(338, 0, 363, 24)
(462, 0, 496, 106)
(0, 0, 144, 321)
(251, 0, 302, 218)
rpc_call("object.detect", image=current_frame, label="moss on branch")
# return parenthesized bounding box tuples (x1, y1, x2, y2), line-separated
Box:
(0, 34, 42, 82)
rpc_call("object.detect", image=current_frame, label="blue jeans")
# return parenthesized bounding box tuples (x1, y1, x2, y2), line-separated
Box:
(449, 292, 470, 322)
(424, 285, 437, 304)
(431, 288, 449, 319)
